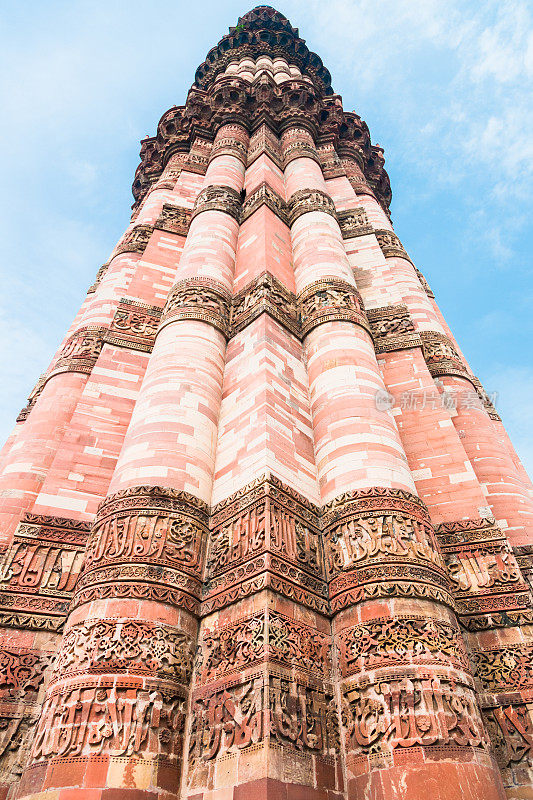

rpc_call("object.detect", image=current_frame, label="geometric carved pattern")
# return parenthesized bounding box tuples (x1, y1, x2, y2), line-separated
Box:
(287, 188, 338, 227)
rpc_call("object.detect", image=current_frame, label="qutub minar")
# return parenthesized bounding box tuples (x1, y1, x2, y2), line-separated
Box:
(0, 7, 532, 800)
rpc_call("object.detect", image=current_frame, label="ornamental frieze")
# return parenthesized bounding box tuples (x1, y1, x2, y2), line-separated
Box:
(0, 648, 54, 699)
(72, 578, 200, 617)
(471, 375, 501, 421)
(471, 643, 533, 693)
(230, 271, 299, 338)
(51, 618, 194, 685)
(87, 262, 109, 294)
(415, 266, 435, 298)
(240, 181, 289, 225)
(282, 141, 322, 168)
(246, 124, 283, 169)
(367, 304, 422, 353)
(514, 545, 533, 592)
(337, 207, 373, 239)
(114, 223, 153, 256)
(154, 202, 192, 236)
(482, 703, 533, 786)
(16, 375, 46, 423)
(342, 675, 489, 756)
(83, 485, 208, 581)
(209, 136, 248, 164)
(199, 610, 331, 683)
(420, 331, 472, 380)
(48, 326, 106, 379)
(30, 681, 186, 762)
(297, 277, 369, 337)
(159, 277, 231, 337)
(287, 188, 337, 226)
(374, 229, 412, 262)
(191, 183, 242, 221)
(336, 616, 470, 678)
(317, 143, 346, 179)
(105, 297, 162, 352)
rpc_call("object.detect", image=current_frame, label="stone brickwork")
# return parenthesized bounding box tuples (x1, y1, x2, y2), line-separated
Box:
(0, 6, 532, 800)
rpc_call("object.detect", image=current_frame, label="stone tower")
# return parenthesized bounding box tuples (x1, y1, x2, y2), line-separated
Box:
(1, 7, 532, 800)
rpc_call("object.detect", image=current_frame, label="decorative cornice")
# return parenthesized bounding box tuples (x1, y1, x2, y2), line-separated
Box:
(297, 277, 370, 337)
(191, 184, 242, 221)
(159, 277, 231, 338)
(154, 203, 192, 236)
(367, 304, 422, 353)
(287, 188, 337, 226)
(337, 207, 373, 239)
(230, 271, 299, 338)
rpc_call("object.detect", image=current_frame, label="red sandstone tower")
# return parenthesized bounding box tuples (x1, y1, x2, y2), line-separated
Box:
(1, 7, 533, 800)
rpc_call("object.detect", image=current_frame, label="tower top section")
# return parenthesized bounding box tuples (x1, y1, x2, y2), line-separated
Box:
(132, 6, 392, 218)
(194, 5, 334, 97)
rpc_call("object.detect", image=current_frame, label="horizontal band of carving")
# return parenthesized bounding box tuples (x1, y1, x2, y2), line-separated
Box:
(482, 702, 533, 780)
(114, 223, 153, 256)
(230, 271, 299, 337)
(104, 297, 163, 352)
(287, 188, 337, 226)
(86, 262, 109, 294)
(337, 207, 373, 239)
(47, 326, 106, 380)
(198, 609, 331, 684)
(367, 304, 422, 353)
(415, 267, 435, 298)
(209, 137, 248, 164)
(321, 486, 431, 529)
(246, 126, 283, 169)
(420, 331, 473, 381)
(191, 184, 242, 221)
(30, 679, 186, 763)
(50, 618, 194, 685)
(342, 675, 489, 759)
(337, 615, 470, 678)
(346, 174, 376, 199)
(240, 181, 289, 225)
(435, 517, 502, 549)
(318, 145, 346, 179)
(298, 277, 369, 336)
(0, 611, 65, 633)
(159, 277, 231, 337)
(16, 375, 46, 422)
(282, 141, 322, 168)
(374, 229, 411, 262)
(471, 376, 501, 421)
(461, 606, 533, 631)
(154, 202, 192, 236)
(472, 642, 533, 692)
(72, 580, 200, 616)
(82, 486, 208, 586)
(188, 672, 339, 766)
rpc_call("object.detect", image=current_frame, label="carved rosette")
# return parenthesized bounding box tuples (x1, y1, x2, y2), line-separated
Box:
(47, 326, 106, 380)
(435, 518, 532, 631)
(287, 188, 337, 227)
(203, 474, 327, 615)
(240, 181, 289, 225)
(322, 488, 451, 613)
(72, 486, 209, 614)
(159, 277, 231, 338)
(114, 223, 153, 256)
(0, 514, 90, 633)
(337, 207, 373, 239)
(420, 331, 472, 381)
(230, 271, 299, 338)
(375, 229, 411, 261)
(154, 202, 192, 236)
(104, 297, 162, 353)
(191, 184, 242, 221)
(298, 277, 370, 337)
(367, 304, 422, 353)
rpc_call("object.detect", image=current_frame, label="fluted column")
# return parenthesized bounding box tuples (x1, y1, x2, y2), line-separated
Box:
(16, 123, 249, 800)
(283, 126, 505, 800)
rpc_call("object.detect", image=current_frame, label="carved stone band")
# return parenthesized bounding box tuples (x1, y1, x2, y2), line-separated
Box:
(420, 331, 473, 381)
(297, 277, 370, 337)
(209, 137, 248, 165)
(282, 141, 322, 168)
(191, 184, 242, 221)
(230, 271, 299, 337)
(337, 207, 373, 239)
(367, 304, 422, 353)
(114, 223, 153, 256)
(287, 188, 337, 227)
(159, 277, 231, 338)
(154, 202, 192, 236)
(105, 297, 162, 353)
(241, 181, 289, 225)
(415, 267, 435, 298)
(375, 229, 411, 262)
(47, 326, 106, 381)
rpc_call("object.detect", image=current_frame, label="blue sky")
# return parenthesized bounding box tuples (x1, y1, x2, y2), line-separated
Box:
(0, 0, 531, 474)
